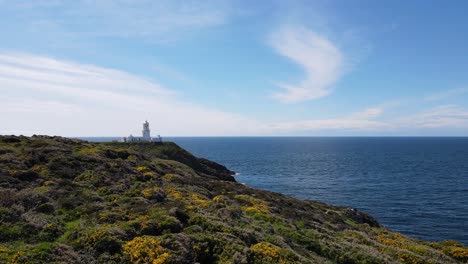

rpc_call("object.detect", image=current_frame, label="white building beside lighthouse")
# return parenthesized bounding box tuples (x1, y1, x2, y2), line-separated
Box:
(121, 121, 162, 143)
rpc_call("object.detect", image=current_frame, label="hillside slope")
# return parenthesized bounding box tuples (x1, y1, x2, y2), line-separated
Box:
(0, 135, 466, 263)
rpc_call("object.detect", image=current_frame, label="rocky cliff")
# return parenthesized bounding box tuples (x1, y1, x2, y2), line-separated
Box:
(0, 135, 466, 263)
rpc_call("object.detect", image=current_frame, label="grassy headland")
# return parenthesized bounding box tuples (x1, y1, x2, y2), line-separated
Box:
(0, 135, 466, 263)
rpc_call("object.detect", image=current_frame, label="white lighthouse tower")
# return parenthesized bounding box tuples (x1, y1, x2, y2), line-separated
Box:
(120, 121, 162, 143)
(142, 120, 151, 141)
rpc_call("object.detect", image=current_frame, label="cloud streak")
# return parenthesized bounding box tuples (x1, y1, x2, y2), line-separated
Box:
(0, 53, 258, 136)
(0, 53, 382, 136)
(262, 105, 388, 133)
(396, 105, 468, 129)
(1, 53, 468, 136)
(424, 87, 468, 101)
(270, 26, 343, 103)
(4, 0, 232, 41)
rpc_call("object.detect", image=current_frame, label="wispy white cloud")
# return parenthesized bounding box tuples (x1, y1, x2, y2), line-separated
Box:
(269, 26, 343, 103)
(0, 53, 385, 136)
(263, 105, 388, 132)
(350, 107, 384, 119)
(424, 87, 468, 101)
(261, 103, 468, 134)
(0, 53, 258, 136)
(397, 105, 468, 129)
(2, 53, 467, 136)
(0, 53, 173, 98)
(264, 118, 388, 132)
(4, 0, 232, 41)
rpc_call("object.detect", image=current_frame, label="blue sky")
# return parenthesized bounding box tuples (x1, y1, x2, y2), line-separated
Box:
(1, 0, 468, 136)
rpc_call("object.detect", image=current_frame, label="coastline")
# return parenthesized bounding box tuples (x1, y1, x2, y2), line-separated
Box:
(0, 135, 466, 263)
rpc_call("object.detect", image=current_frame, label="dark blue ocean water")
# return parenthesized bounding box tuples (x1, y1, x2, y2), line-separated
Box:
(83, 137, 468, 244)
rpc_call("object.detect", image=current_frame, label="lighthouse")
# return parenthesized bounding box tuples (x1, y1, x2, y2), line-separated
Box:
(120, 121, 162, 143)
(142, 120, 151, 141)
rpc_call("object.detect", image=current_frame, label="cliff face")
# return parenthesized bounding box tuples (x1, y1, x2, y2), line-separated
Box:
(0, 135, 466, 263)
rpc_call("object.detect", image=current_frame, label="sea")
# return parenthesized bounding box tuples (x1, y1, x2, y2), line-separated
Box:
(82, 137, 468, 245)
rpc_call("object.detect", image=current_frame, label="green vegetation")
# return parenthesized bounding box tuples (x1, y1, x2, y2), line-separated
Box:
(0, 135, 466, 263)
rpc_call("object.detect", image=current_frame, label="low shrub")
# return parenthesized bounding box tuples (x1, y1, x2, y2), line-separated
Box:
(77, 226, 125, 254)
(249, 241, 298, 264)
(122, 236, 169, 264)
